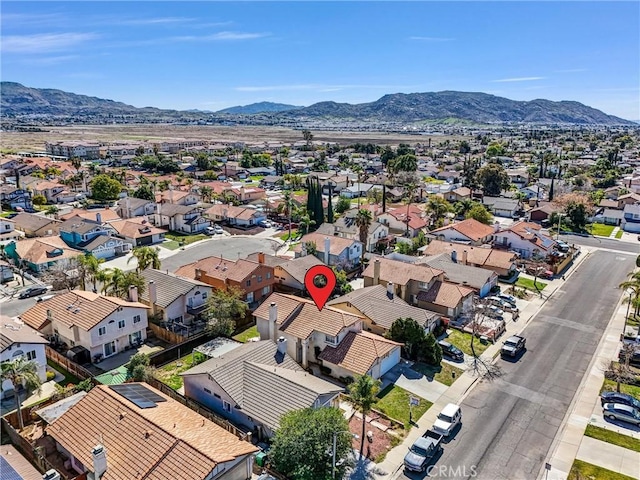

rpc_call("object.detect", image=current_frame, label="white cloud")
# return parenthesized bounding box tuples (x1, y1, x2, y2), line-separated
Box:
(492, 77, 546, 83)
(2, 33, 98, 54)
(20, 55, 79, 66)
(409, 36, 454, 42)
(555, 68, 587, 73)
(120, 17, 196, 26)
(172, 31, 269, 42)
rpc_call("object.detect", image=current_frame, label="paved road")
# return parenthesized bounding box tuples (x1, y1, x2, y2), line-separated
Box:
(160, 236, 284, 272)
(558, 233, 639, 254)
(0, 297, 38, 318)
(399, 250, 635, 480)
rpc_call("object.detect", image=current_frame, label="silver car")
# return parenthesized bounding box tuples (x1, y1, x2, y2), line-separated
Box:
(603, 403, 640, 426)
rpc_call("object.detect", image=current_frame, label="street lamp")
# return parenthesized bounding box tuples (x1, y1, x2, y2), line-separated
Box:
(555, 213, 566, 241)
(332, 431, 358, 480)
(623, 288, 633, 339)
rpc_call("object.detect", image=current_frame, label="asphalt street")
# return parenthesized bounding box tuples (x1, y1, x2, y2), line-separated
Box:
(558, 233, 639, 254)
(0, 297, 37, 318)
(399, 249, 636, 480)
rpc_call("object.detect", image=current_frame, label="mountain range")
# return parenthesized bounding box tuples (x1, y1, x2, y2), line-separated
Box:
(0, 81, 634, 125)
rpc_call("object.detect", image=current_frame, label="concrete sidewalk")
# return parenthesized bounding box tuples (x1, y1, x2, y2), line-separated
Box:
(576, 436, 640, 479)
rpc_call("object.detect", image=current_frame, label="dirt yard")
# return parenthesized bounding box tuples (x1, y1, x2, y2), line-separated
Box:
(348, 412, 401, 463)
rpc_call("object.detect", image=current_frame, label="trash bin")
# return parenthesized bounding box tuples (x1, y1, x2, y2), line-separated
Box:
(255, 452, 268, 467)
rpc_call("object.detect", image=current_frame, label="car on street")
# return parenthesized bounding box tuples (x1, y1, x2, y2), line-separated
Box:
(497, 293, 517, 307)
(213, 225, 224, 234)
(501, 335, 526, 357)
(258, 220, 272, 228)
(403, 430, 443, 472)
(602, 403, 640, 426)
(18, 285, 49, 299)
(600, 391, 640, 409)
(438, 340, 464, 362)
(432, 403, 462, 437)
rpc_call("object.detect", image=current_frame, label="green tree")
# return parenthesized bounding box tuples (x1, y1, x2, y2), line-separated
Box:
(270, 407, 351, 480)
(91, 174, 123, 202)
(32, 194, 46, 206)
(133, 184, 155, 201)
(45, 205, 59, 217)
(332, 267, 353, 295)
(298, 211, 316, 235)
(327, 188, 334, 223)
(388, 154, 418, 175)
(427, 196, 453, 229)
(355, 209, 373, 260)
(302, 129, 314, 150)
(465, 204, 493, 225)
(204, 286, 248, 336)
(348, 375, 381, 459)
(476, 163, 510, 196)
(126, 353, 155, 381)
(77, 253, 104, 292)
(419, 333, 442, 366)
(1, 357, 42, 430)
(386, 317, 426, 360)
(485, 142, 506, 158)
(102, 268, 146, 299)
(454, 199, 475, 218)
(335, 197, 351, 214)
(128, 246, 161, 272)
(566, 200, 588, 231)
(199, 185, 214, 203)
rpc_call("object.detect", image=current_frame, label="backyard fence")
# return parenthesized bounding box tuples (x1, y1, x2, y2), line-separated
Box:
(148, 331, 214, 367)
(45, 346, 93, 380)
(148, 322, 189, 344)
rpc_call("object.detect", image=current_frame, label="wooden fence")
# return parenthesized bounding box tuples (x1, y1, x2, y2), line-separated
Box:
(45, 346, 93, 380)
(148, 331, 213, 367)
(148, 322, 189, 344)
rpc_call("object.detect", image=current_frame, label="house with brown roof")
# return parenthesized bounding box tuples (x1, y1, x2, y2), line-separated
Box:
(294, 233, 363, 270)
(254, 293, 401, 380)
(60, 208, 122, 223)
(429, 218, 495, 245)
(175, 253, 275, 309)
(494, 221, 558, 259)
(416, 281, 475, 318)
(155, 203, 211, 234)
(10, 212, 61, 237)
(273, 254, 325, 293)
(421, 240, 518, 277)
(444, 186, 472, 203)
(377, 205, 428, 237)
(4, 236, 82, 272)
(159, 189, 200, 205)
(32, 180, 66, 203)
(44, 383, 258, 480)
(205, 204, 266, 228)
(110, 217, 165, 246)
(20, 290, 149, 362)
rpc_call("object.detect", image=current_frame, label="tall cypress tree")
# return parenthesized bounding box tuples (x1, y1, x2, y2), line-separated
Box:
(327, 185, 334, 223)
(314, 177, 324, 227)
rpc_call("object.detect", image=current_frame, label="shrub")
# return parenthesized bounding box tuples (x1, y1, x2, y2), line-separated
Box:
(46, 370, 56, 381)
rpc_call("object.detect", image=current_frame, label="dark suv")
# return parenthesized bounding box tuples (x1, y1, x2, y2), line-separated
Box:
(18, 285, 49, 299)
(438, 340, 464, 361)
(600, 391, 640, 409)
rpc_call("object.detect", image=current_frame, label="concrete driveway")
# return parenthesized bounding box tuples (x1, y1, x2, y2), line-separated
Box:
(380, 361, 449, 404)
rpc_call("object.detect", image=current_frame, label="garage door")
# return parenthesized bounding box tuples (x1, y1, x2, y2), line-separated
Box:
(380, 348, 401, 377)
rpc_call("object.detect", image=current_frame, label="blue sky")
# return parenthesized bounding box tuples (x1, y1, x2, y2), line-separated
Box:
(2, 1, 639, 120)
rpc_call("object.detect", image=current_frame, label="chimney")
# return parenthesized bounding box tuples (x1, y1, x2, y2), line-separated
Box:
(258, 252, 265, 264)
(148, 281, 157, 304)
(96, 212, 102, 223)
(269, 302, 277, 340)
(451, 251, 457, 263)
(494, 221, 501, 233)
(324, 237, 330, 265)
(128, 285, 138, 303)
(91, 444, 108, 479)
(373, 258, 380, 285)
(277, 336, 287, 354)
(125, 196, 131, 219)
(301, 242, 307, 257)
(387, 282, 394, 299)
(462, 250, 468, 265)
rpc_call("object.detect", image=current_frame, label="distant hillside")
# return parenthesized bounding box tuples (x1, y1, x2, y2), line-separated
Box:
(281, 91, 634, 125)
(0, 82, 634, 125)
(217, 102, 303, 114)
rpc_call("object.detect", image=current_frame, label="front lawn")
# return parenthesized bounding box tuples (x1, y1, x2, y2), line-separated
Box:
(411, 362, 464, 387)
(445, 329, 490, 356)
(374, 385, 432, 429)
(568, 459, 636, 480)
(155, 352, 207, 390)
(278, 230, 299, 241)
(516, 277, 547, 291)
(47, 359, 81, 386)
(588, 224, 615, 237)
(601, 379, 640, 399)
(616, 230, 623, 239)
(162, 240, 181, 250)
(164, 233, 208, 246)
(584, 425, 640, 453)
(233, 325, 259, 343)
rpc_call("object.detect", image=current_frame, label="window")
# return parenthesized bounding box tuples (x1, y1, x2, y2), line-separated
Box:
(223, 401, 232, 412)
(214, 393, 221, 399)
(98, 326, 106, 336)
(204, 388, 212, 394)
(257, 275, 262, 283)
(118, 320, 125, 329)
(266, 272, 271, 280)
(262, 286, 270, 296)
(202, 292, 207, 300)
(325, 335, 337, 345)
(246, 292, 254, 303)
(245, 279, 251, 287)
(133, 315, 141, 324)
(27, 350, 36, 360)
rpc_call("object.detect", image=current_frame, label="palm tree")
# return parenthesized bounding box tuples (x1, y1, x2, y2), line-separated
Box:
(454, 199, 475, 219)
(44, 205, 59, 218)
(427, 195, 452, 229)
(70, 157, 82, 173)
(620, 274, 640, 317)
(78, 254, 104, 292)
(1, 357, 42, 430)
(128, 246, 161, 273)
(298, 212, 316, 235)
(404, 183, 418, 235)
(348, 374, 381, 460)
(355, 209, 373, 260)
(199, 185, 213, 204)
(283, 191, 293, 240)
(103, 268, 146, 298)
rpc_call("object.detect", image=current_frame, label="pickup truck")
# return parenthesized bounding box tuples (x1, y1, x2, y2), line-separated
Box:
(403, 429, 443, 472)
(501, 335, 526, 357)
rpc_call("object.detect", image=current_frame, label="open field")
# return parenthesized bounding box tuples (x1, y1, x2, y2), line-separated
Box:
(1, 125, 470, 152)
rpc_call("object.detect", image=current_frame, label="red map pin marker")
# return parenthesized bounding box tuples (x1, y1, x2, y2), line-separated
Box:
(304, 265, 337, 311)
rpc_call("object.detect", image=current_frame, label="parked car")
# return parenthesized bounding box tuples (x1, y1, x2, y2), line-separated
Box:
(600, 391, 640, 409)
(602, 403, 640, 426)
(258, 220, 272, 228)
(204, 226, 216, 235)
(403, 430, 443, 472)
(501, 335, 526, 357)
(213, 225, 224, 234)
(438, 340, 464, 362)
(619, 347, 640, 367)
(18, 285, 49, 299)
(479, 304, 504, 320)
(497, 293, 517, 306)
(432, 403, 462, 437)
(556, 241, 570, 252)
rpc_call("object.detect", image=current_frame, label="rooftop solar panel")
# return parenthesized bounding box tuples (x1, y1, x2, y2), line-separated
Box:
(0, 456, 23, 480)
(109, 384, 167, 409)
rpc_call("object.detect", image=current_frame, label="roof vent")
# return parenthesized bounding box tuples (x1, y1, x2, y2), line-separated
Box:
(145, 431, 151, 439)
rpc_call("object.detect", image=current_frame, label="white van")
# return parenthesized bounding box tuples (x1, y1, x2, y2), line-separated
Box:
(432, 403, 462, 436)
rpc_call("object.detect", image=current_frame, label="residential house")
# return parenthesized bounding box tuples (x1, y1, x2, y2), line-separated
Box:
(0, 316, 49, 399)
(4, 236, 82, 272)
(254, 293, 401, 380)
(419, 253, 498, 297)
(246, 166, 276, 176)
(205, 204, 266, 228)
(43, 383, 258, 480)
(10, 213, 61, 237)
(482, 196, 522, 218)
(81, 235, 131, 260)
(60, 208, 122, 224)
(416, 282, 475, 319)
(110, 217, 166, 246)
(519, 185, 546, 201)
(598, 198, 621, 210)
(328, 284, 441, 336)
(0, 444, 43, 479)
(340, 183, 380, 199)
(377, 205, 428, 238)
(20, 289, 149, 361)
(444, 187, 472, 203)
(602, 208, 624, 226)
(59, 216, 113, 248)
(116, 196, 157, 219)
(182, 340, 343, 439)
(507, 170, 529, 188)
(429, 218, 495, 246)
(159, 189, 200, 205)
(527, 203, 556, 224)
(175, 253, 275, 309)
(233, 186, 266, 204)
(294, 233, 362, 270)
(318, 209, 389, 253)
(155, 204, 210, 234)
(622, 204, 640, 233)
(0, 185, 32, 209)
(618, 193, 640, 208)
(139, 268, 212, 328)
(32, 180, 66, 203)
(420, 240, 518, 277)
(0, 217, 22, 242)
(272, 254, 324, 293)
(493, 221, 558, 259)
(259, 175, 283, 188)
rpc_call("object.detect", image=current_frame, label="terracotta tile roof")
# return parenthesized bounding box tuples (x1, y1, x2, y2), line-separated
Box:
(430, 218, 495, 242)
(0, 316, 48, 352)
(502, 221, 557, 251)
(318, 331, 401, 376)
(295, 232, 361, 256)
(417, 281, 474, 308)
(383, 205, 428, 229)
(422, 240, 516, 271)
(20, 291, 149, 332)
(32, 180, 64, 191)
(110, 218, 165, 239)
(451, 187, 471, 197)
(60, 208, 121, 223)
(46, 384, 257, 480)
(174, 255, 262, 283)
(13, 236, 82, 266)
(254, 292, 364, 339)
(362, 256, 443, 286)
